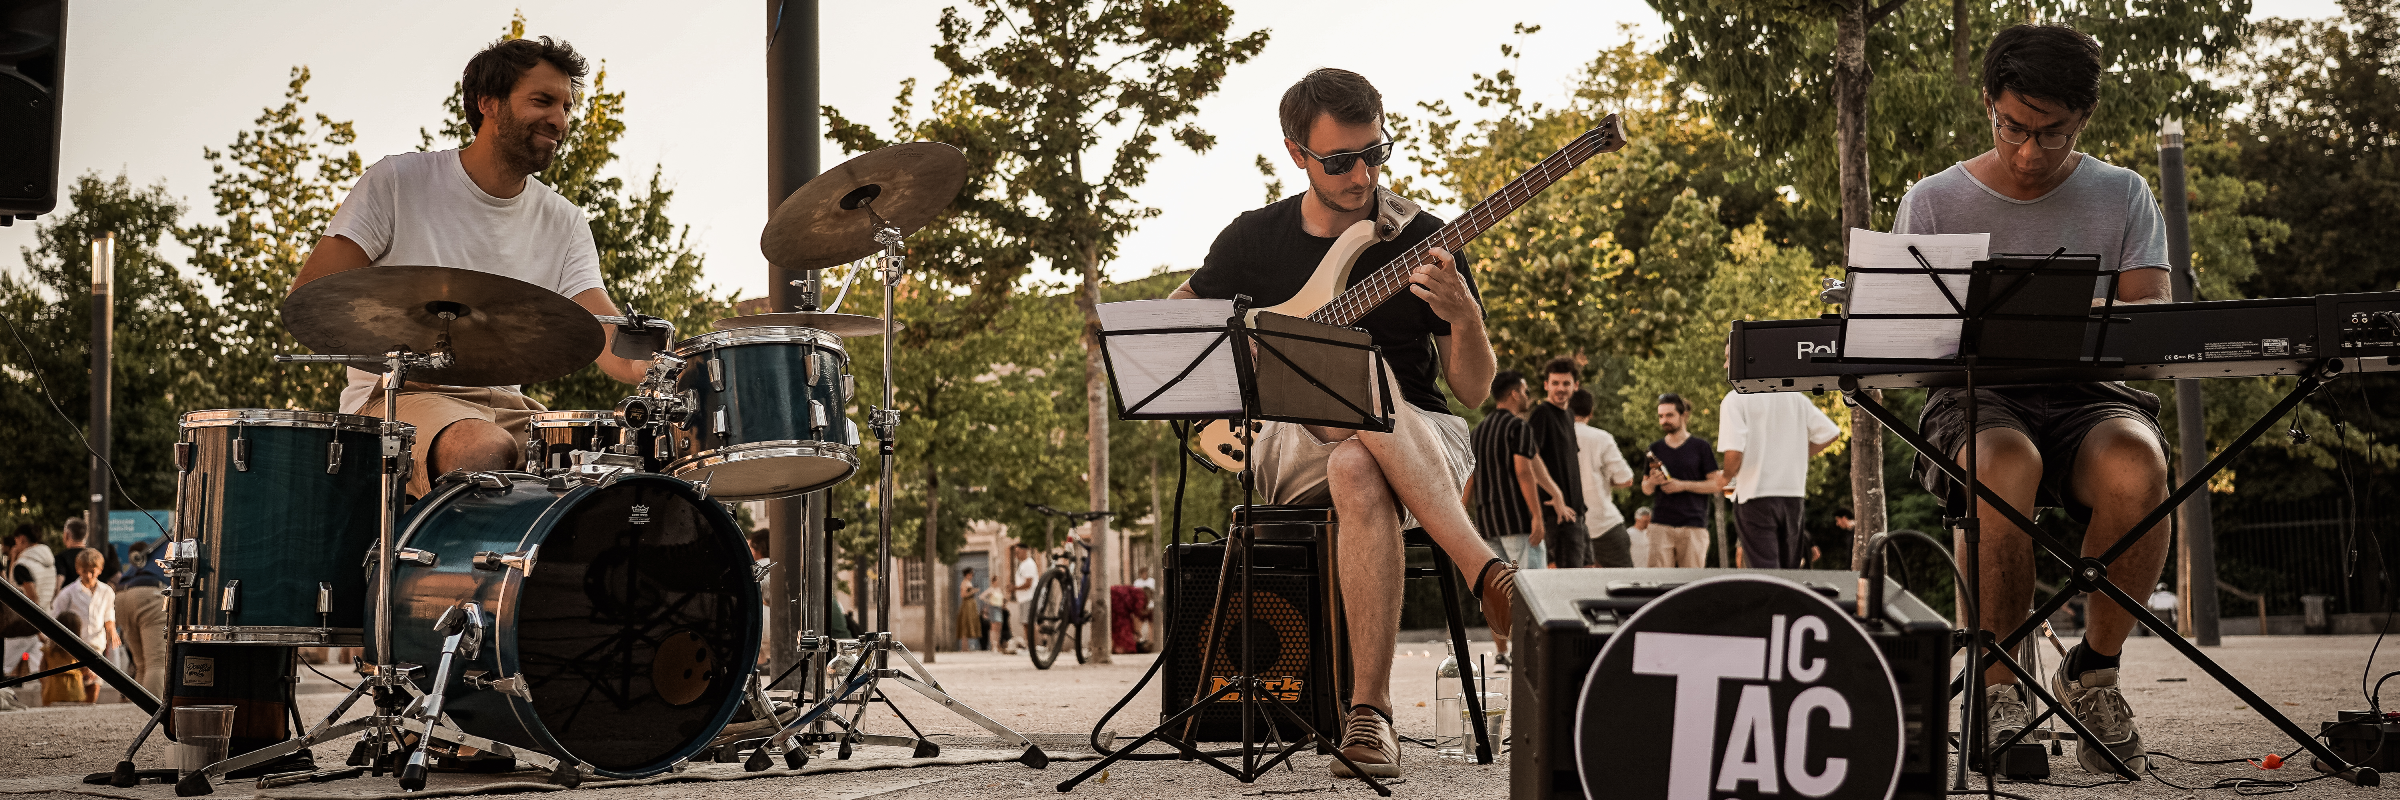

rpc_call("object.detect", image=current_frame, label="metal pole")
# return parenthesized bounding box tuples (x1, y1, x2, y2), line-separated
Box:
(2159, 117, 2220, 646)
(88, 233, 113, 577)
(765, 0, 823, 682)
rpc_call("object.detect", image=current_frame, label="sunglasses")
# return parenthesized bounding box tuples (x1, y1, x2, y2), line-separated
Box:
(1294, 129, 1396, 176)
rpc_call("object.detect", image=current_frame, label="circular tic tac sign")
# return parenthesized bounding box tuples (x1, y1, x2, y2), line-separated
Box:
(1576, 575, 1903, 800)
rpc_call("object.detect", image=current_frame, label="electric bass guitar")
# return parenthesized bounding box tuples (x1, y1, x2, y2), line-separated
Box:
(1193, 113, 1629, 472)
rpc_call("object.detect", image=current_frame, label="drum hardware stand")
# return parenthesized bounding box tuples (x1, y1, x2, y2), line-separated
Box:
(398, 603, 483, 791)
(1061, 298, 1393, 795)
(747, 206, 1047, 773)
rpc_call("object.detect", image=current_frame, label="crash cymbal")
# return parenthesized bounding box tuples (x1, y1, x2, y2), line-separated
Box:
(761, 142, 968, 270)
(280, 265, 605, 386)
(711, 312, 900, 337)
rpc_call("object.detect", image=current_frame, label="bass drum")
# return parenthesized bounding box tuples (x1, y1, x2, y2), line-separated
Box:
(368, 472, 759, 778)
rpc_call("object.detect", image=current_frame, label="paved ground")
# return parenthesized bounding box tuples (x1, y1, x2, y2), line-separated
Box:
(2, 633, 2392, 799)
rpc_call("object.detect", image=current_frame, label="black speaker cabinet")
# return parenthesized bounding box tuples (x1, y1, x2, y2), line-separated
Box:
(1162, 539, 1337, 742)
(1511, 568, 1952, 800)
(0, 0, 67, 218)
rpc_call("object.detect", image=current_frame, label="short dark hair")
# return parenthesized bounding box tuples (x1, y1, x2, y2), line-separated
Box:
(1544, 357, 1578, 380)
(61, 517, 84, 540)
(1279, 68, 1383, 147)
(748, 529, 769, 555)
(1982, 24, 2104, 115)
(1656, 393, 1690, 415)
(462, 36, 589, 133)
(8, 523, 34, 546)
(1489, 370, 1526, 404)
(1569, 388, 1595, 418)
(1835, 507, 1855, 519)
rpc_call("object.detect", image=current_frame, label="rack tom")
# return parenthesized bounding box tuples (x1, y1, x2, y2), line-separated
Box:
(664, 326, 858, 500)
(170, 409, 411, 646)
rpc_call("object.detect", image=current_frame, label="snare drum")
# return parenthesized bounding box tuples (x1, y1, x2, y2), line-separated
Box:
(171, 409, 411, 646)
(664, 326, 858, 500)
(526, 410, 668, 474)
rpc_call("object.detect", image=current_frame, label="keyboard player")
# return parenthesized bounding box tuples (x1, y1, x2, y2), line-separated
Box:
(1892, 24, 2171, 775)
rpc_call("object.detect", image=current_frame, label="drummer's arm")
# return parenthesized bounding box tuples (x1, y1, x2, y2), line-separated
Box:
(573, 288, 652, 384)
(289, 235, 372, 294)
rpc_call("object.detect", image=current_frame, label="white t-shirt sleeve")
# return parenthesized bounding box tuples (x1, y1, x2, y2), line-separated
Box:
(324, 157, 399, 260)
(1600, 432, 1634, 485)
(554, 211, 605, 299)
(1804, 400, 1841, 446)
(1717, 394, 1748, 453)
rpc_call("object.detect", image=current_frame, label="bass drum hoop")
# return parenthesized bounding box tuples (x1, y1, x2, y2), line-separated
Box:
(173, 625, 358, 646)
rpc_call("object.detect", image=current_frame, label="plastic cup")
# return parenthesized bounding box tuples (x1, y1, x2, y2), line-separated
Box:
(172, 705, 236, 776)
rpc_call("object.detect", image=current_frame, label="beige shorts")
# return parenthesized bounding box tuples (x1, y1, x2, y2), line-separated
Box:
(1647, 524, 1711, 569)
(357, 386, 546, 497)
(1249, 389, 1474, 531)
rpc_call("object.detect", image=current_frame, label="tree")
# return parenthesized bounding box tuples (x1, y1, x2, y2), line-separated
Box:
(1, 174, 218, 537)
(419, 14, 736, 410)
(929, 0, 1267, 662)
(181, 67, 363, 413)
(2232, 0, 2400, 298)
(1648, 0, 2252, 564)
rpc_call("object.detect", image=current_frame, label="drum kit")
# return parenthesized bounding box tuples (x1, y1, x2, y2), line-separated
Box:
(129, 143, 1038, 796)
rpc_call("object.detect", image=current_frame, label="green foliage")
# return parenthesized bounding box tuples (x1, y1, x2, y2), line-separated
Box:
(2231, 1, 2400, 297)
(180, 67, 363, 412)
(0, 175, 215, 535)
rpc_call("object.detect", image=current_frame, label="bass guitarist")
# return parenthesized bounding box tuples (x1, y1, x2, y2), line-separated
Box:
(1166, 68, 1512, 780)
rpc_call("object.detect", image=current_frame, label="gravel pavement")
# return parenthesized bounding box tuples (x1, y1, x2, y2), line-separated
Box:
(2, 633, 2392, 800)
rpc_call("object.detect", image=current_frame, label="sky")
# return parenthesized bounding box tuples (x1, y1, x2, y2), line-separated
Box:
(1, 0, 2345, 303)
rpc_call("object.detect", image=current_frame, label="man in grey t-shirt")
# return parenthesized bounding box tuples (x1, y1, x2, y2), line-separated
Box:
(1893, 24, 2173, 776)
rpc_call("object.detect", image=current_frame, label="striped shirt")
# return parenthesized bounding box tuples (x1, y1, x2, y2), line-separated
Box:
(1471, 411, 1540, 538)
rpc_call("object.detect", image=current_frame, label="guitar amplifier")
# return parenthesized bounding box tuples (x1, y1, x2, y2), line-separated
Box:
(1162, 538, 1338, 742)
(1511, 569, 1952, 800)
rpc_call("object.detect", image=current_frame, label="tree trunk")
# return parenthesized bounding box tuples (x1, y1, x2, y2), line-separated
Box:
(1836, 0, 1889, 569)
(1078, 242, 1114, 664)
(1953, 0, 1971, 85)
(924, 458, 940, 660)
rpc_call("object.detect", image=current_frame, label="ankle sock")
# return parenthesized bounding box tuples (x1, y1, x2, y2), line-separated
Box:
(2068, 643, 2119, 676)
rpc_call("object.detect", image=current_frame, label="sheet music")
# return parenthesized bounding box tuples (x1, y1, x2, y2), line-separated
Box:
(1842, 228, 1990, 359)
(1096, 299, 1244, 416)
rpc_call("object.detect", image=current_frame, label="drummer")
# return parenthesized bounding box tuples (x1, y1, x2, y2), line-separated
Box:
(289, 36, 651, 497)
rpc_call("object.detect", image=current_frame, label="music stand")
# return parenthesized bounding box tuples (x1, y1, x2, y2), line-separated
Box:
(1825, 250, 2377, 789)
(1062, 298, 1395, 795)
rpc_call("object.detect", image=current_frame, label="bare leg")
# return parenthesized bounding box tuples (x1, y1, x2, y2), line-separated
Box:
(428, 419, 519, 475)
(1326, 440, 1404, 714)
(1952, 428, 2043, 686)
(2067, 419, 2171, 658)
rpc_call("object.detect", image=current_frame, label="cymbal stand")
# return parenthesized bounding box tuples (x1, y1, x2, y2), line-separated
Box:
(744, 208, 1047, 772)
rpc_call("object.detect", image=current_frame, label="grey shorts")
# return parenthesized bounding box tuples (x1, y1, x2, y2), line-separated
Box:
(1913, 382, 2163, 524)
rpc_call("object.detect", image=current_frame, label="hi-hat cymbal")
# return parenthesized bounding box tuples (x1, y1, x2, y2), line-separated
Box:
(761, 142, 968, 270)
(281, 265, 605, 386)
(711, 312, 900, 337)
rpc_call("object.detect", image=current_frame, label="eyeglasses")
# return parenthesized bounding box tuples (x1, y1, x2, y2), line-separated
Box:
(1991, 115, 2082, 151)
(1294, 129, 1396, 176)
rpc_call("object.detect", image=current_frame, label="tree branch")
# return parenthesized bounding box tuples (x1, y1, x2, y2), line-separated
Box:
(1867, 0, 1911, 26)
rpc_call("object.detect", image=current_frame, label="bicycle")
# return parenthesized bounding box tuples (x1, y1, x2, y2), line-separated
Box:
(1024, 504, 1113, 670)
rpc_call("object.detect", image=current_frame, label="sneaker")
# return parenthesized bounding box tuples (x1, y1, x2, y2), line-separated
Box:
(2053, 664, 2147, 774)
(1984, 682, 2031, 743)
(1494, 652, 1513, 672)
(1328, 706, 1401, 779)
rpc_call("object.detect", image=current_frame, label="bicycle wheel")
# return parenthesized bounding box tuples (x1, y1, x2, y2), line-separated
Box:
(1029, 570, 1071, 670)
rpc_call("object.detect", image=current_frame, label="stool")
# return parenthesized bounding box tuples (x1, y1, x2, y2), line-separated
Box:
(1230, 505, 1495, 763)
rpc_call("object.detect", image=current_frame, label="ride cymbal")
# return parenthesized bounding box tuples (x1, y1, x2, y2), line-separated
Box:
(761, 142, 968, 270)
(710, 312, 899, 337)
(280, 265, 605, 386)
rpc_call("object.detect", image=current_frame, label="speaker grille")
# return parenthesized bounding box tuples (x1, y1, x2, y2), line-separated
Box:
(1162, 542, 1335, 741)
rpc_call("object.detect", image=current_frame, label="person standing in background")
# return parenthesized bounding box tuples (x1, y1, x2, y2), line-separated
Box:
(1463, 371, 1552, 666)
(1626, 507, 1655, 568)
(1718, 390, 1841, 569)
(1569, 389, 1637, 567)
(1011, 543, 1039, 654)
(1527, 359, 1586, 567)
(957, 568, 984, 651)
(6, 524, 56, 679)
(55, 517, 88, 592)
(1640, 394, 1722, 568)
(50, 549, 117, 700)
(113, 535, 171, 696)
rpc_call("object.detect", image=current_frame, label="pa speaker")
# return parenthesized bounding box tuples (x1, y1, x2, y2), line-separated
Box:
(1162, 540, 1337, 742)
(0, 0, 67, 220)
(1510, 568, 1953, 800)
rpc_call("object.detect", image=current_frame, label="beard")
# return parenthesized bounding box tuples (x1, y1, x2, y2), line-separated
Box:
(1308, 175, 1373, 214)
(493, 104, 562, 176)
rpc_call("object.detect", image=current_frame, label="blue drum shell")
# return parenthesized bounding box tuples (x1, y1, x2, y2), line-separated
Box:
(173, 410, 402, 646)
(666, 327, 859, 500)
(371, 472, 759, 778)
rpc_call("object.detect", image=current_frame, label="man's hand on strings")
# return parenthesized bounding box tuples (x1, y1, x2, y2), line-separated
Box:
(1408, 249, 1478, 324)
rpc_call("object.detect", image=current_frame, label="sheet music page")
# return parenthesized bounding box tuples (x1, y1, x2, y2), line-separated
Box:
(1095, 299, 1244, 416)
(1842, 228, 1990, 359)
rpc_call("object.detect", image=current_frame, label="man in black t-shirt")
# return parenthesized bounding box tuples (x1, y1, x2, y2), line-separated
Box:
(1528, 358, 1586, 567)
(1639, 393, 1722, 568)
(1169, 68, 1501, 780)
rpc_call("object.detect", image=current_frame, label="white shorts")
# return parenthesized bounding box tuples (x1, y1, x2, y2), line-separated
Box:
(1249, 383, 1473, 531)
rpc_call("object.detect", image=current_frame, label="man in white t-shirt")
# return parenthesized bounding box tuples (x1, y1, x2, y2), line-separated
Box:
(291, 36, 650, 497)
(1010, 544, 1040, 652)
(1567, 389, 1636, 567)
(1717, 390, 1840, 569)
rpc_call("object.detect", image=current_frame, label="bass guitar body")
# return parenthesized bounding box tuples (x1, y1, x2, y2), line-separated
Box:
(1191, 222, 1386, 472)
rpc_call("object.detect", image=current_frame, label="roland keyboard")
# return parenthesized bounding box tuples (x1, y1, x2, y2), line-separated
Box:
(1730, 292, 2400, 393)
